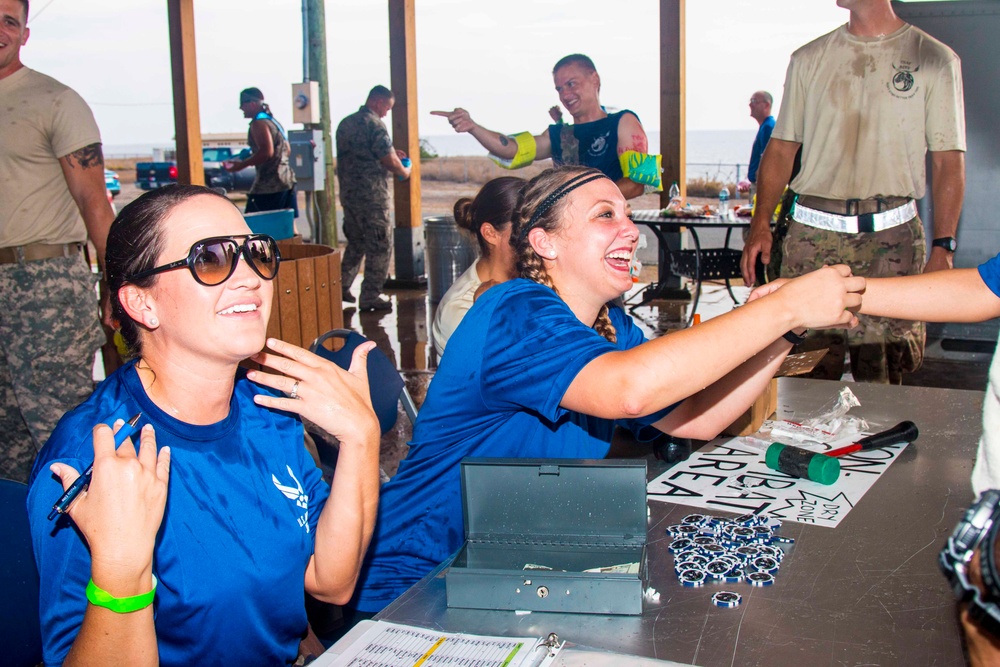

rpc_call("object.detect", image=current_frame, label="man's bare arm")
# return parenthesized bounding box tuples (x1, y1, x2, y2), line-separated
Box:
(615, 112, 649, 200)
(232, 121, 275, 170)
(924, 150, 965, 273)
(739, 138, 800, 286)
(59, 143, 114, 269)
(430, 108, 551, 160)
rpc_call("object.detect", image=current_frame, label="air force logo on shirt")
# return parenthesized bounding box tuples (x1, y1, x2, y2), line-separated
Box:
(272, 465, 310, 532)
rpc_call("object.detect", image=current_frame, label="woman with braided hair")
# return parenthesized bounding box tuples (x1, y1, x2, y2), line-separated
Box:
(347, 165, 865, 618)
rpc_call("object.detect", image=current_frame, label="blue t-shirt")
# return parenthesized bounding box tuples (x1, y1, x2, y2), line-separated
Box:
(27, 360, 329, 666)
(352, 280, 673, 612)
(747, 116, 775, 184)
(548, 110, 639, 181)
(979, 253, 1000, 297)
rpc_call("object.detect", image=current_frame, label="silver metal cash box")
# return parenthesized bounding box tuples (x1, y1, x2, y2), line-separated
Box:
(446, 458, 648, 615)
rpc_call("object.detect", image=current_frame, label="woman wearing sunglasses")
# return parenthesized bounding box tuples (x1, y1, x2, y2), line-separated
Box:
(26, 185, 381, 666)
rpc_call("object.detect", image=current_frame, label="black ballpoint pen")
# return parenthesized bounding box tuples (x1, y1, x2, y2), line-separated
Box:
(48, 413, 142, 520)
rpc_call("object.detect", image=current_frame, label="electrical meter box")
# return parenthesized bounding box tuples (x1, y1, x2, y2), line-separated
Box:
(446, 458, 648, 616)
(291, 81, 321, 125)
(289, 129, 325, 192)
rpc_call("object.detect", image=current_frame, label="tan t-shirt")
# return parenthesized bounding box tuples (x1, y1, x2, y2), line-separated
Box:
(0, 67, 102, 247)
(773, 23, 965, 201)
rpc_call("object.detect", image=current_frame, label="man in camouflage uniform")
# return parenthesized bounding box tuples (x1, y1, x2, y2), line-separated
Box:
(740, 0, 966, 384)
(0, 0, 113, 481)
(335, 85, 411, 312)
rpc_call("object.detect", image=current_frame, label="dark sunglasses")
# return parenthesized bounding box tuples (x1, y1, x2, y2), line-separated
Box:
(127, 234, 281, 286)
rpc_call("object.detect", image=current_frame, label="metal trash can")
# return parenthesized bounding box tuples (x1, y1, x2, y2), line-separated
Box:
(424, 216, 478, 303)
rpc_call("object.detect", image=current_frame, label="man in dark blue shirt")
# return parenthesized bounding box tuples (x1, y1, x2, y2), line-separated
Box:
(737, 91, 775, 199)
(432, 54, 657, 199)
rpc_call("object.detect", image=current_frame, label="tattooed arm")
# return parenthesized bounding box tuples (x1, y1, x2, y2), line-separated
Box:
(615, 112, 649, 200)
(60, 143, 116, 331)
(59, 143, 115, 268)
(430, 108, 552, 161)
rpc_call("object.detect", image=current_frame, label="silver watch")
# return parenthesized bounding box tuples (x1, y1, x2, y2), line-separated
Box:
(940, 489, 1000, 636)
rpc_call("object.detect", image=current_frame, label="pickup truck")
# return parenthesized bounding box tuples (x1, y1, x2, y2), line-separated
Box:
(135, 147, 256, 193)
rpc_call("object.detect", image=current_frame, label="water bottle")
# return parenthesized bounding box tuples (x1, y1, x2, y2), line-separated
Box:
(668, 182, 681, 208)
(630, 233, 648, 283)
(718, 186, 730, 217)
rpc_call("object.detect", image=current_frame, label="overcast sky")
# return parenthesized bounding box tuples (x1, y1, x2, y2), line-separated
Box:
(20, 0, 854, 147)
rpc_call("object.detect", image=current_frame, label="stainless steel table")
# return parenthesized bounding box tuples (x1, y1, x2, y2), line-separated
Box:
(629, 210, 752, 325)
(374, 379, 984, 665)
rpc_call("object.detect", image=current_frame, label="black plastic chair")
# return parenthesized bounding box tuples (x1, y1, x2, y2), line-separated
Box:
(309, 329, 418, 435)
(0, 478, 42, 667)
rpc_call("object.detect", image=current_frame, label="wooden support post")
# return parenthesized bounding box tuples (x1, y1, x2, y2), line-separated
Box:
(660, 0, 686, 207)
(166, 0, 204, 186)
(388, 0, 425, 284)
(305, 0, 337, 246)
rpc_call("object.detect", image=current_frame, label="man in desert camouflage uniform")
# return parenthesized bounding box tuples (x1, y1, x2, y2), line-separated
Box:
(741, 0, 966, 384)
(0, 0, 113, 481)
(335, 85, 411, 312)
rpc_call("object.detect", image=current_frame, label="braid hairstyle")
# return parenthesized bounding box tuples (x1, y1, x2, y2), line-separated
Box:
(509, 166, 617, 343)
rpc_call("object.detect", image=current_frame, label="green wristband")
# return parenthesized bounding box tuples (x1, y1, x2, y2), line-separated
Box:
(86, 575, 157, 613)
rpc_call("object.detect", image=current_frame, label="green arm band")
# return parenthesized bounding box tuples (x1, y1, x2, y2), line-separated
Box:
(619, 150, 663, 190)
(86, 575, 157, 613)
(489, 132, 536, 170)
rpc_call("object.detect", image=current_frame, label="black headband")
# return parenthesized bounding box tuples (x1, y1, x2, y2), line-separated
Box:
(518, 171, 610, 242)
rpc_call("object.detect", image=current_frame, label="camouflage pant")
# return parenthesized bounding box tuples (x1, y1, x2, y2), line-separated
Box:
(341, 200, 393, 306)
(0, 255, 104, 481)
(781, 216, 926, 384)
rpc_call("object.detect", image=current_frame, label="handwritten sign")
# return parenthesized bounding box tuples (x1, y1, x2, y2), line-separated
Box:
(647, 431, 907, 528)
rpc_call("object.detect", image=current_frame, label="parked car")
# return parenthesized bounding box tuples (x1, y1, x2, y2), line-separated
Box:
(203, 147, 256, 193)
(104, 169, 121, 198)
(135, 161, 177, 191)
(135, 147, 255, 193)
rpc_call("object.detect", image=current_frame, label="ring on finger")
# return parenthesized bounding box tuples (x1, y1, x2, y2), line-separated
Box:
(289, 380, 300, 400)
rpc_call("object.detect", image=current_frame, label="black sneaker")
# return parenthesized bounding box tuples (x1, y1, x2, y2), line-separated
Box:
(341, 291, 356, 304)
(359, 297, 392, 312)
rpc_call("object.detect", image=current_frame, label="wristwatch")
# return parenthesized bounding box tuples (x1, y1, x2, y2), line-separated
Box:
(939, 489, 1000, 636)
(932, 237, 958, 253)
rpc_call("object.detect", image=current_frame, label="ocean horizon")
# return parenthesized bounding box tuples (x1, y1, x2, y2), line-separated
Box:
(106, 129, 757, 164)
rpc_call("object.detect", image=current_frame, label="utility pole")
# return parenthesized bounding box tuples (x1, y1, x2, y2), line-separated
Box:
(305, 0, 337, 245)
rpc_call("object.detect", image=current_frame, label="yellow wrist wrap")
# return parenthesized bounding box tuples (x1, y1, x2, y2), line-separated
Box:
(489, 132, 536, 170)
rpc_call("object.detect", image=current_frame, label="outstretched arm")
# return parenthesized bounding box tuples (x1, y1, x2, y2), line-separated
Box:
(430, 108, 551, 160)
(562, 265, 865, 440)
(861, 269, 1000, 323)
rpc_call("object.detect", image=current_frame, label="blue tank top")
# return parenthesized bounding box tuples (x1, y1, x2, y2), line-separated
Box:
(548, 109, 637, 181)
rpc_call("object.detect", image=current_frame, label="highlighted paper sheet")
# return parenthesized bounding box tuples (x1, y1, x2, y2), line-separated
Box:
(323, 621, 559, 667)
(647, 424, 909, 528)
